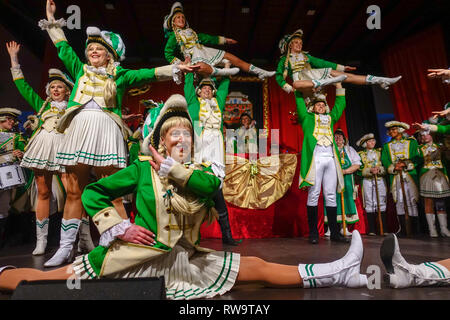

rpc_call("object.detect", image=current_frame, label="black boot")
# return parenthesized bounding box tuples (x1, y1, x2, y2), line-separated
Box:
(397, 215, 406, 238)
(367, 212, 377, 235)
(410, 216, 420, 237)
(0, 217, 7, 249)
(380, 212, 387, 235)
(214, 191, 239, 246)
(306, 206, 319, 244)
(218, 213, 238, 246)
(326, 206, 350, 243)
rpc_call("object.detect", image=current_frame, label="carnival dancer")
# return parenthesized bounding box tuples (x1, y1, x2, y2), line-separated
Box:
(0, 94, 368, 298)
(381, 233, 450, 288)
(356, 133, 388, 236)
(163, 2, 275, 79)
(330, 129, 361, 236)
(295, 82, 349, 244)
(381, 121, 421, 237)
(0, 108, 26, 248)
(38, 0, 198, 267)
(413, 103, 450, 135)
(276, 29, 402, 94)
(6, 41, 84, 256)
(183, 68, 238, 245)
(416, 127, 450, 237)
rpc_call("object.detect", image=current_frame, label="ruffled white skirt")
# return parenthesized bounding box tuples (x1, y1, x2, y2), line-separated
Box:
(21, 129, 64, 172)
(420, 168, 450, 198)
(191, 45, 225, 67)
(56, 109, 127, 168)
(73, 239, 240, 300)
(293, 67, 332, 82)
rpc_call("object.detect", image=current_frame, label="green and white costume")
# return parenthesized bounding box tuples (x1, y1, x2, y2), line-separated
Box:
(335, 145, 361, 224)
(73, 94, 240, 299)
(163, 3, 226, 67)
(39, 20, 176, 168)
(184, 73, 229, 167)
(381, 135, 421, 217)
(11, 68, 72, 171)
(418, 142, 450, 198)
(357, 147, 387, 213)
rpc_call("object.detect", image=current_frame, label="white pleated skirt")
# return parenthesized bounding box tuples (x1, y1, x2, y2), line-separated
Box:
(56, 109, 127, 168)
(191, 46, 225, 67)
(73, 239, 240, 300)
(293, 67, 332, 82)
(420, 169, 450, 198)
(21, 129, 64, 172)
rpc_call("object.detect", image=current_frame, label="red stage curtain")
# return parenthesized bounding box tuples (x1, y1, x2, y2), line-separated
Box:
(381, 24, 450, 129)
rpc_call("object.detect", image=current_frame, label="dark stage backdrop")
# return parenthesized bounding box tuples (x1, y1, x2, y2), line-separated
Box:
(382, 24, 450, 131)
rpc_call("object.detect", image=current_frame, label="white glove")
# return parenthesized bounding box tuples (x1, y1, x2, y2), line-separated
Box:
(283, 83, 294, 93)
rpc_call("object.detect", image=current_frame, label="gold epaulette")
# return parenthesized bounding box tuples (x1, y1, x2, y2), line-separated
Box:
(138, 155, 153, 162)
(201, 161, 212, 168)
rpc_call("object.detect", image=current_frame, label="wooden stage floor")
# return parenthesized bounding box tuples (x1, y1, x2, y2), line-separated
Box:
(0, 235, 449, 300)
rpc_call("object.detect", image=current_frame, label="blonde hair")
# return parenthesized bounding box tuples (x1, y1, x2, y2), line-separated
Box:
(157, 116, 217, 223)
(86, 43, 117, 108)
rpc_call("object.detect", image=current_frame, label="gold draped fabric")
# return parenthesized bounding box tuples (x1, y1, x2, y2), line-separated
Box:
(223, 154, 297, 209)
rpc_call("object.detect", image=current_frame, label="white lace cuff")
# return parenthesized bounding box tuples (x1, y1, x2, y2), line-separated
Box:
(159, 156, 176, 177)
(173, 64, 183, 85)
(98, 219, 132, 247)
(38, 18, 67, 30)
(10, 66, 23, 80)
(211, 161, 225, 179)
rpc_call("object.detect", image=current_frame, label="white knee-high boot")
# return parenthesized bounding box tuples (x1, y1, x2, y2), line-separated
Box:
(365, 75, 402, 89)
(77, 217, 96, 253)
(32, 218, 49, 255)
(248, 65, 276, 79)
(437, 214, 450, 237)
(211, 67, 240, 77)
(381, 233, 450, 288)
(298, 230, 367, 288)
(44, 218, 81, 267)
(312, 75, 347, 89)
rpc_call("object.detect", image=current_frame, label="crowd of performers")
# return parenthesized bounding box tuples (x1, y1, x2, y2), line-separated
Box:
(0, 1, 449, 298)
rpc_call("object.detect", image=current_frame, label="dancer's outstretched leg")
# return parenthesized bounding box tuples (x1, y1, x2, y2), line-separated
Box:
(380, 233, 450, 288)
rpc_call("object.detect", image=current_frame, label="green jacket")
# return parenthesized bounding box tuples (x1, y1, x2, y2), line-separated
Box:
(418, 142, 448, 178)
(81, 158, 221, 277)
(164, 30, 224, 64)
(381, 137, 421, 187)
(184, 73, 230, 137)
(295, 89, 346, 191)
(275, 53, 339, 89)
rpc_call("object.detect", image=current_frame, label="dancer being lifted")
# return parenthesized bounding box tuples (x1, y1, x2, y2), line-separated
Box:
(276, 29, 402, 94)
(163, 2, 275, 79)
(38, 0, 198, 267)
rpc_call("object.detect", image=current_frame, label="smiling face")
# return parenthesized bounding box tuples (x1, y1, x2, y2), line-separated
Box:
(335, 133, 345, 147)
(172, 12, 186, 29)
(199, 85, 214, 100)
(289, 37, 303, 53)
(87, 43, 110, 68)
(0, 117, 15, 131)
(49, 80, 68, 102)
(240, 115, 252, 129)
(366, 138, 376, 150)
(387, 127, 402, 140)
(160, 121, 193, 163)
(313, 101, 327, 114)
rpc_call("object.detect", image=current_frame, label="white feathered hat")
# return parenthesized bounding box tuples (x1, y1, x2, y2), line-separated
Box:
(45, 68, 74, 96)
(356, 133, 375, 148)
